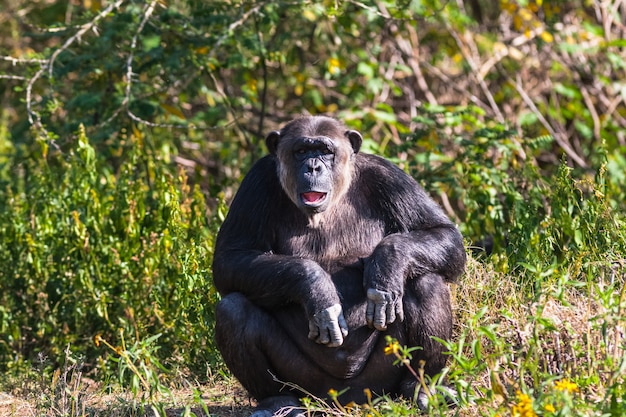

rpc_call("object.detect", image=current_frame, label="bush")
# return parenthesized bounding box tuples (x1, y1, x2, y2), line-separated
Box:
(394, 105, 626, 272)
(0, 125, 223, 380)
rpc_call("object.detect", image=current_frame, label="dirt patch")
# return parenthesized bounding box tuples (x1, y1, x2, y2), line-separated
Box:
(164, 383, 255, 417)
(0, 381, 256, 417)
(0, 392, 35, 417)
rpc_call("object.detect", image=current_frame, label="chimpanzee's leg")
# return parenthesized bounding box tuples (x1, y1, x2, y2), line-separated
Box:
(399, 272, 456, 409)
(215, 293, 335, 416)
(404, 272, 453, 374)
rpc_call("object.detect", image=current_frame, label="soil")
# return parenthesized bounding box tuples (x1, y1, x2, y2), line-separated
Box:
(0, 381, 256, 417)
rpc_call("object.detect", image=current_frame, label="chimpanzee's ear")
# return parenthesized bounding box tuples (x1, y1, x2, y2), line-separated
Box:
(345, 130, 362, 154)
(265, 130, 281, 155)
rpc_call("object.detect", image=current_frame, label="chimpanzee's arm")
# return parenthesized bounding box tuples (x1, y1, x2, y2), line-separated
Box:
(365, 225, 466, 290)
(359, 156, 466, 330)
(212, 157, 348, 346)
(213, 247, 340, 318)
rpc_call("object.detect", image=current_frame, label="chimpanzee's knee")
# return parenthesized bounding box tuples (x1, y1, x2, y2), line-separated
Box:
(216, 293, 251, 325)
(215, 293, 254, 352)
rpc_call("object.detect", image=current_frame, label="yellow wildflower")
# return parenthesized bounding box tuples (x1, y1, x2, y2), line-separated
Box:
(384, 339, 400, 356)
(246, 78, 257, 93)
(554, 379, 578, 393)
(544, 403, 556, 413)
(363, 388, 372, 402)
(540, 30, 554, 43)
(327, 57, 342, 75)
(512, 390, 536, 417)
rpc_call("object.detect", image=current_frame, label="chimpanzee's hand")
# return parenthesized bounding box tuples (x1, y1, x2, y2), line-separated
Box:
(308, 304, 349, 347)
(366, 288, 404, 331)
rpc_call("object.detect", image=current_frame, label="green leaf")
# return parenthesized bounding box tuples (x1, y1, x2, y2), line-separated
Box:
(142, 34, 161, 51)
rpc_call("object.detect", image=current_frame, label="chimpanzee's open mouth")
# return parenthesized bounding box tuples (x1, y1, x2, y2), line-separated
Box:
(301, 192, 327, 206)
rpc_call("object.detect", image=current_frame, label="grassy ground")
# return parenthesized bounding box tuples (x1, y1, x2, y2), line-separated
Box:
(1, 254, 623, 417)
(0, 380, 255, 417)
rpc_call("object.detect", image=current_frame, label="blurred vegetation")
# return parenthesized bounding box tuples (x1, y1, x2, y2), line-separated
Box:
(0, 0, 625, 415)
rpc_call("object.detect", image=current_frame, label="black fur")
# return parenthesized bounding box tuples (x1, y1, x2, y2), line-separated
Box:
(213, 116, 466, 415)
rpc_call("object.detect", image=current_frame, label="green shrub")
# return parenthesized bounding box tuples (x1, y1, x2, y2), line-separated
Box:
(396, 105, 626, 273)
(0, 125, 222, 380)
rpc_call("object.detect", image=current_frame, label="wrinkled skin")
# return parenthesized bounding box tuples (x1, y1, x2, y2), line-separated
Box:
(213, 116, 466, 416)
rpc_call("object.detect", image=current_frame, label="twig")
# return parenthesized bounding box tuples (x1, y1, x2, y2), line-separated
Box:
(119, 0, 263, 131)
(404, 23, 438, 106)
(579, 85, 601, 140)
(209, 71, 251, 144)
(511, 74, 588, 168)
(446, 23, 505, 123)
(267, 371, 348, 416)
(439, 191, 460, 224)
(0, 75, 27, 81)
(206, 2, 267, 61)
(1, 56, 47, 65)
(122, 0, 158, 114)
(346, 0, 393, 18)
(421, 61, 491, 109)
(601, 93, 626, 127)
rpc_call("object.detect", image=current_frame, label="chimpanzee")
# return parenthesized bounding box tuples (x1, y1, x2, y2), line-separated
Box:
(212, 115, 466, 416)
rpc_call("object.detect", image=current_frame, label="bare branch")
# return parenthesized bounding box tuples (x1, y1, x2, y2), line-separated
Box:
(25, 0, 124, 133)
(0, 75, 27, 81)
(123, 0, 158, 109)
(402, 23, 438, 106)
(48, 0, 125, 77)
(1, 56, 47, 65)
(347, 0, 393, 18)
(512, 74, 588, 168)
(579, 85, 602, 140)
(421, 61, 491, 109)
(207, 2, 267, 60)
(446, 23, 505, 123)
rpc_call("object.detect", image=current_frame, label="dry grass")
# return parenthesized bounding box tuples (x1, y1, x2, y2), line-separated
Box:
(450, 255, 625, 414)
(0, 379, 254, 417)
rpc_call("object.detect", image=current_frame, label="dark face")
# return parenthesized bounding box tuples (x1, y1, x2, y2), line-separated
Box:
(266, 116, 362, 215)
(291, 136, 336, 212)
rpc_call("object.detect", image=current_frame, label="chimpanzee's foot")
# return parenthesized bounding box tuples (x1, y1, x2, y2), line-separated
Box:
(401, 380, 459, 412)
(416, 386, 457, 411)
(250, 395, 305, 417)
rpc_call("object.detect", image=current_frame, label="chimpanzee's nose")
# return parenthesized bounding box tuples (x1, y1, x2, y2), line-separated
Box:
(306, 159, 322, 173)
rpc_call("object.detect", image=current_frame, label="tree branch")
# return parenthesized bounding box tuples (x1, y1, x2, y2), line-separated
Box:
(25, 0, 124, 134)
(511, 74, 588, 168)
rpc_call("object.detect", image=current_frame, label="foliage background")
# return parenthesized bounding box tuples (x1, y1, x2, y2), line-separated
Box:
(0, 0, 625, 415)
